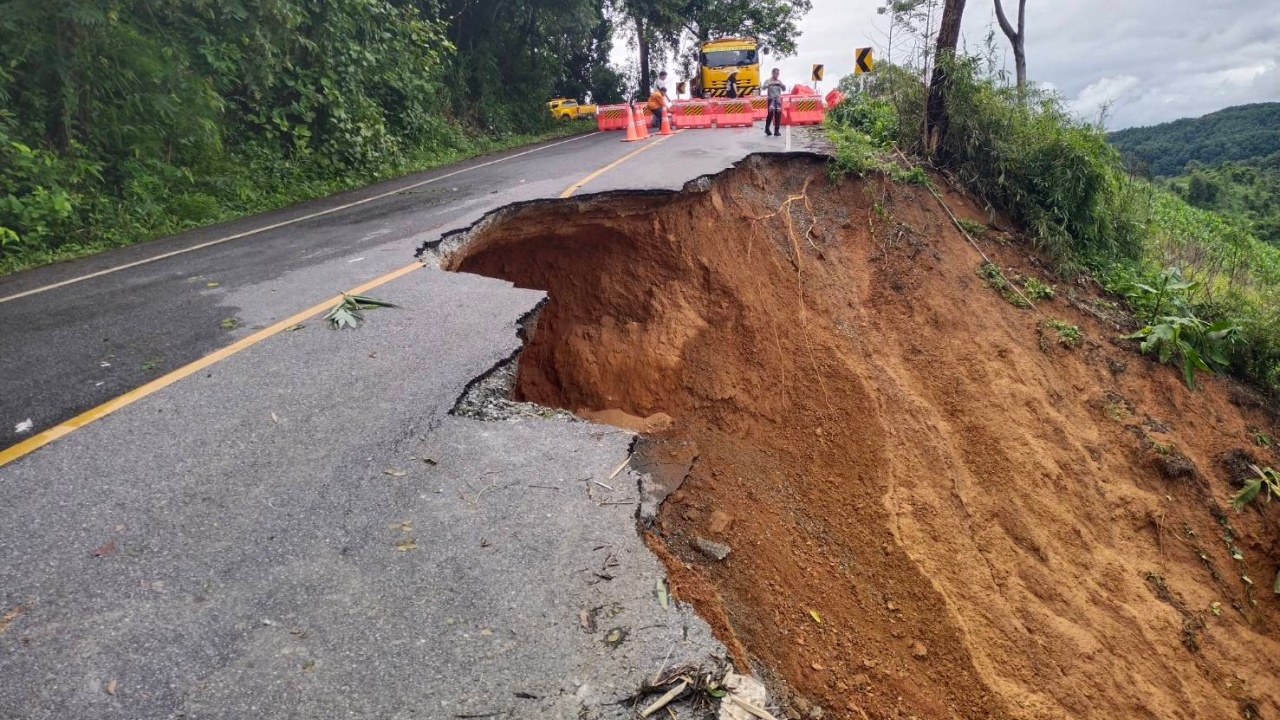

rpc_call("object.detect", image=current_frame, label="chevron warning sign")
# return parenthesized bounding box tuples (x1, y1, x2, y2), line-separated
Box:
(812, 64, 824, 82)
(856, 47, 874, 75)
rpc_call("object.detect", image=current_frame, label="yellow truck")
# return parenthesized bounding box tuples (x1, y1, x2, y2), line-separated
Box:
(547, 98, 597, 120)
(696, 37, 761, 98)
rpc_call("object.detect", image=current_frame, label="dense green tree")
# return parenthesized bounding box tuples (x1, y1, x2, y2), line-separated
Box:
(612, 0, 812, 97)
(0, 0, 627, 265)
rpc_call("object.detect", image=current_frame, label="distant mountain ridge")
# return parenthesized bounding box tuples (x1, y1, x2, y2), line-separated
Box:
(1108, 103, 1280, 176)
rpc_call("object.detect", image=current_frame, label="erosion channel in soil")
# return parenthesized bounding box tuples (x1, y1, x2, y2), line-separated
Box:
(437, 155, 1280, 720)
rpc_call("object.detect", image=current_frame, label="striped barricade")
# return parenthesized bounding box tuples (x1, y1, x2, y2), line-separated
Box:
(782, 95, 825, 126)
(716, 98, 755, 128)
(749, 97, 768, 120)
(596, 104, 631, 131)
(671, 101, 712, 129)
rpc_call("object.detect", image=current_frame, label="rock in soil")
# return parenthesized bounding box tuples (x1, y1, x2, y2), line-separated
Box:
(694, 537, 732, 561)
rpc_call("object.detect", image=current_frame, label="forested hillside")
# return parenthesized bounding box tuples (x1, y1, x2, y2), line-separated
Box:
(1165, 153, 1280, 245)
(1108, 103, 1280, 177)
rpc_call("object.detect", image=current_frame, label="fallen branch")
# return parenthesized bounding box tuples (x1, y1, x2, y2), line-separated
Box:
(639, 679, 689, 718)
(607, 454, 632, 480)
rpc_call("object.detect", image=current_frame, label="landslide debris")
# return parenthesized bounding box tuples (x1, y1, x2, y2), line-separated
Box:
(437, 155, 1280, 720)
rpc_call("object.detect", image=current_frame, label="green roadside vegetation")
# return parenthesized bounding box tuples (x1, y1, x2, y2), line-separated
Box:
(0, 0, 619, 275)
(0, 120, 592, 275)
(824, 58, 1280, 399)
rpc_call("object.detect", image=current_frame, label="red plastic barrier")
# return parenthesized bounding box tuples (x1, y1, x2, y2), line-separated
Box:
(595, 104, 631, 131)
(790, 84, 816, 96)
(716, 98, 755, 127)
(749, 97, 768, 120)
(671, 100, 712, 129)
(825, 90, 847, 109)
(782, 95, 825, 126)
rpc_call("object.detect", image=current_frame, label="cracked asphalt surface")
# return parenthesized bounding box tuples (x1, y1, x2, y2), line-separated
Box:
(0, 125, 824, 719)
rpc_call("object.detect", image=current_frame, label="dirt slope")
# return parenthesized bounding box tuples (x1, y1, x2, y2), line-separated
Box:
(443, 155, 1280, 720)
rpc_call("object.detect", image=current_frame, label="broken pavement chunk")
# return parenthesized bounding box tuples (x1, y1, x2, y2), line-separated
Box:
(694, 537, 732, 561)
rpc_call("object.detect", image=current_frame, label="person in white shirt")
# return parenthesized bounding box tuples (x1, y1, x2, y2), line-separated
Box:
(762, 68, 787, 137)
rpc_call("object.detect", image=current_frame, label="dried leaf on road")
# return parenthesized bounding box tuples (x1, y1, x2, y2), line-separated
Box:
(656, 579, 669, 610)
(390, 520, 413, 532)
(206, 282, 219, 288)
(578, 608, 597, 633)
(604, 627, 628, 647)
(808, 610, 821, 624)
(395, 539, 418, 552)
(384, 468, 407, 477)
(105, 679, 117, 696)
(270, 412, 279, 424)
(14, 419, 33, 435)
(92, 540, 116, 558)
(219, 317, 237, 330)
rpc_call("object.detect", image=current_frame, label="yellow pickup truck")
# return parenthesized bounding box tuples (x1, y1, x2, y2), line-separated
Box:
(547, 98, 597, 120)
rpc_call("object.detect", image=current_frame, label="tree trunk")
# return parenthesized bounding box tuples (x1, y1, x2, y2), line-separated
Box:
(635, 15, 651, 99)
(54, 10, 79, 152)
(993, 0, 1026, 94)
(924, 0, 966, 155)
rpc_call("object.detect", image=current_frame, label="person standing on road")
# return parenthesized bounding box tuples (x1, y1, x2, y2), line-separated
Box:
(725, 69, 739, 99)
(762, 68, 786, 136)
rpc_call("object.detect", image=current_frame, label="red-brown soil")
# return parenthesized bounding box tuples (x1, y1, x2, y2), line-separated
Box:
(445, 156, 1280, 720)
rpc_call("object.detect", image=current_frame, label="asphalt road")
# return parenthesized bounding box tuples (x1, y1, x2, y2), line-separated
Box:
(0, 124, 814, 719)
(0, 127, 798, 450)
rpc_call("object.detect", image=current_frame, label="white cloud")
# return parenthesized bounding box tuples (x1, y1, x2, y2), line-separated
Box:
(1069, 75, 1141, 122)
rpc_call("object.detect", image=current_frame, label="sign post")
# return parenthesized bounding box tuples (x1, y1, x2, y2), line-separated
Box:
(854, 47, 874, 95)
(855, 48, 874, 75)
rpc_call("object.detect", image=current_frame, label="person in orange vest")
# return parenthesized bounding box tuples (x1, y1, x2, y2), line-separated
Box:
(646, 83, 669, 131)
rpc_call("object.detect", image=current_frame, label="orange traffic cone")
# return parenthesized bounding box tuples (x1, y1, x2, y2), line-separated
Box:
(636, 106, 651, 139)
(658, 107, 675, 136)
(622, 104, 640, 142)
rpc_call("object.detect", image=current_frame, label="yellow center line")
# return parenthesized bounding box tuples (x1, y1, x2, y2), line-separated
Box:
(0, 262, 423, 468)
(560, 132, 677, 198)
(0, 131, 679, 469)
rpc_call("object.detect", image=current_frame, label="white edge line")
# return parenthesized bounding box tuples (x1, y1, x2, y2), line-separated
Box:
(785, 125, 792, 152)
(0, 132, 601, 305)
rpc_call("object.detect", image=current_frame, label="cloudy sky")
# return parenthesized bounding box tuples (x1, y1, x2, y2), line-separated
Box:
(642, 0, 1280, 129)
